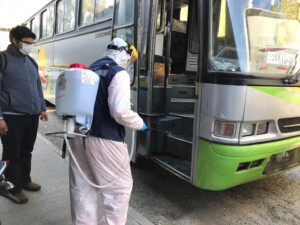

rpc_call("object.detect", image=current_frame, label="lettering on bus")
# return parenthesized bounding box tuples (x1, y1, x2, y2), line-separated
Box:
(265, 51, 297, 67)
(95, 31, 111, 39)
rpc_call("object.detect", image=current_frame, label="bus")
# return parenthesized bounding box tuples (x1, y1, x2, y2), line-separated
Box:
(24, 0, 300, 190)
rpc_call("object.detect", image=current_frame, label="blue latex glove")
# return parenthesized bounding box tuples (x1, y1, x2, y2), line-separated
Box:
(138, 122, 148, 131)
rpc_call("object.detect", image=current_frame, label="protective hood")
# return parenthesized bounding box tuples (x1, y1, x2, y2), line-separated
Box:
(102, 38, 131, 69)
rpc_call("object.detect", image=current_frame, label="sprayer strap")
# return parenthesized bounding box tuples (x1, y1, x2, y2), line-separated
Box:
(0, 52, 7, 92)
(62, 139, 67, 158)
(0, 52, 7, 74)
(101, 62, 117, 69)
(27, 55, 39, 71)
(82, 137, 87, 151)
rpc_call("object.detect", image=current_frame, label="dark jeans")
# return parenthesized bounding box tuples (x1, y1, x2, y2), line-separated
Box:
(1, 114, 39, 194)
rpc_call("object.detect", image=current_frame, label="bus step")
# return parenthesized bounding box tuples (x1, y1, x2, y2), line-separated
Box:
(168, 85, 196, 98)
(152, 131, 193, 158)
(169, 74, 196, 85)
(164, 134, 192, 161)
(168, 98, 195, 114)
(170, 98, 196, 103)
(151, 154, 191, 179)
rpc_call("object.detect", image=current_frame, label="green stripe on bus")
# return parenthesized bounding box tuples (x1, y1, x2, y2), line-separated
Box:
(195, 136, 300, 190)
(252, 86, 300, 106)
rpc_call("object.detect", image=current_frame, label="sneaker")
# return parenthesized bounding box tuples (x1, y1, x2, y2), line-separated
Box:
(0, 191, 29, 204)
(23, 182, 41, 192)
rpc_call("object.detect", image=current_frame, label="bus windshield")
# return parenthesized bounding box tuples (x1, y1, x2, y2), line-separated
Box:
(209, 0, 300, 77)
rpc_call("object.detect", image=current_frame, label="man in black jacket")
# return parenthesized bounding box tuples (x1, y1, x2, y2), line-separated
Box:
(0, 26, 48, 204)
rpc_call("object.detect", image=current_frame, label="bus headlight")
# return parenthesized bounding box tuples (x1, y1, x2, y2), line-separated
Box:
(241, 122, 269, 137)
(242, 123, 255, 137)
(257, 122, 269, 135)
(214, 121, 236, 138)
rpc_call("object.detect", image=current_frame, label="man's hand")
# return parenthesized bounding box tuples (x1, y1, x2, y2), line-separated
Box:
(40, 111, 48, 121)
(0, 120, 8, 135)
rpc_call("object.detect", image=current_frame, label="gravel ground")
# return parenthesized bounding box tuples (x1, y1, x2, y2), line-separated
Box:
(38, 107, 300, 225)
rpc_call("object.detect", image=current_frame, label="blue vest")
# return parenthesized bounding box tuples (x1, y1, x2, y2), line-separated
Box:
(88, 57, 126, 142)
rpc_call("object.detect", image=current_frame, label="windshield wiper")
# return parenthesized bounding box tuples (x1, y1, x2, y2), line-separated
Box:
(282, 53, 300, 84)
(282, 68, 300, 84)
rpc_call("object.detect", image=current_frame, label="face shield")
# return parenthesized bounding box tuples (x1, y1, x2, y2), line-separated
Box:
(126, 45, 138, 81)
(103, 38, 138, 72)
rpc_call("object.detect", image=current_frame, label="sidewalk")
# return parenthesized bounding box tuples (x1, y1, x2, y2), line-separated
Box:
(0, 133, 153, 225)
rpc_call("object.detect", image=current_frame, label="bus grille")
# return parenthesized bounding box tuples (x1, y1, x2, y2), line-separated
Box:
(278, 117, 300, 133)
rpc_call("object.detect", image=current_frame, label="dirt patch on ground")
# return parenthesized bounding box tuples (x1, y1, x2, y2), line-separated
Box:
(130, 160, 300, 225)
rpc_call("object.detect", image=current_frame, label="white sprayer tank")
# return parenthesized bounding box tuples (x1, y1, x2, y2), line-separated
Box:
(56, 68, 100, 131)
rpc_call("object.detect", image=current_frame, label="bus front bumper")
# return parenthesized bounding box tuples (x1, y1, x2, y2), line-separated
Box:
(195, 136, 300, 190)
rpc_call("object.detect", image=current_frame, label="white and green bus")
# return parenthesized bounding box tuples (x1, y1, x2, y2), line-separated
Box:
(25, 0, 300, 190)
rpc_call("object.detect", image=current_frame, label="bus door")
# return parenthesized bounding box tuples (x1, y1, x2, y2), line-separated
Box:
(148, 0, 199, 181)
(111, 0, 139, 161)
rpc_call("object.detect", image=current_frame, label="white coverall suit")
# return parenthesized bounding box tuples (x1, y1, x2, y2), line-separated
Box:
(69, 48, 144, 225)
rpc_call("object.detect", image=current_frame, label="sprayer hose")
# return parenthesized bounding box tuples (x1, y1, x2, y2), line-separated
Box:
(63, 120, 136, 189)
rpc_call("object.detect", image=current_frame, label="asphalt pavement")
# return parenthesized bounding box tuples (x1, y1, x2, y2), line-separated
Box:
(0, 133, 153, 225)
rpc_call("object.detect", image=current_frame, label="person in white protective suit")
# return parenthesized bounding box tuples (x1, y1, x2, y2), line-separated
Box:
(69, 38, 147, 225)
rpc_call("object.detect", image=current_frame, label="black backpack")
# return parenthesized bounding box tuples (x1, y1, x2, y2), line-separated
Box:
(0, 52, 7, 91)
(0, 52, 7, 76)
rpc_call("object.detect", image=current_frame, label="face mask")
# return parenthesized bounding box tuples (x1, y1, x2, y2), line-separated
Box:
(128, 61, 135, 70)
(19, 43, 33, 55)
(127, 63, 134, 81)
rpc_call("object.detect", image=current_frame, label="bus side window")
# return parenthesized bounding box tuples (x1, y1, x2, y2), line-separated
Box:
(32, 16, 40, 40)
(112, 0, 135, 44)
(57, 1, 64, 33)
(41, 5, 54, 39)
(113, 0, 134, 28)
(64, 0, 76, 31)
(57, 0, 76, 33)
(94, 0, 114, 22)
(41, 11, 48, 38)
(80, 0, 95, 26)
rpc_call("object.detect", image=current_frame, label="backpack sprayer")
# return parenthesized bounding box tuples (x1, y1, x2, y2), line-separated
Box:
(46, 64, 137, 188)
